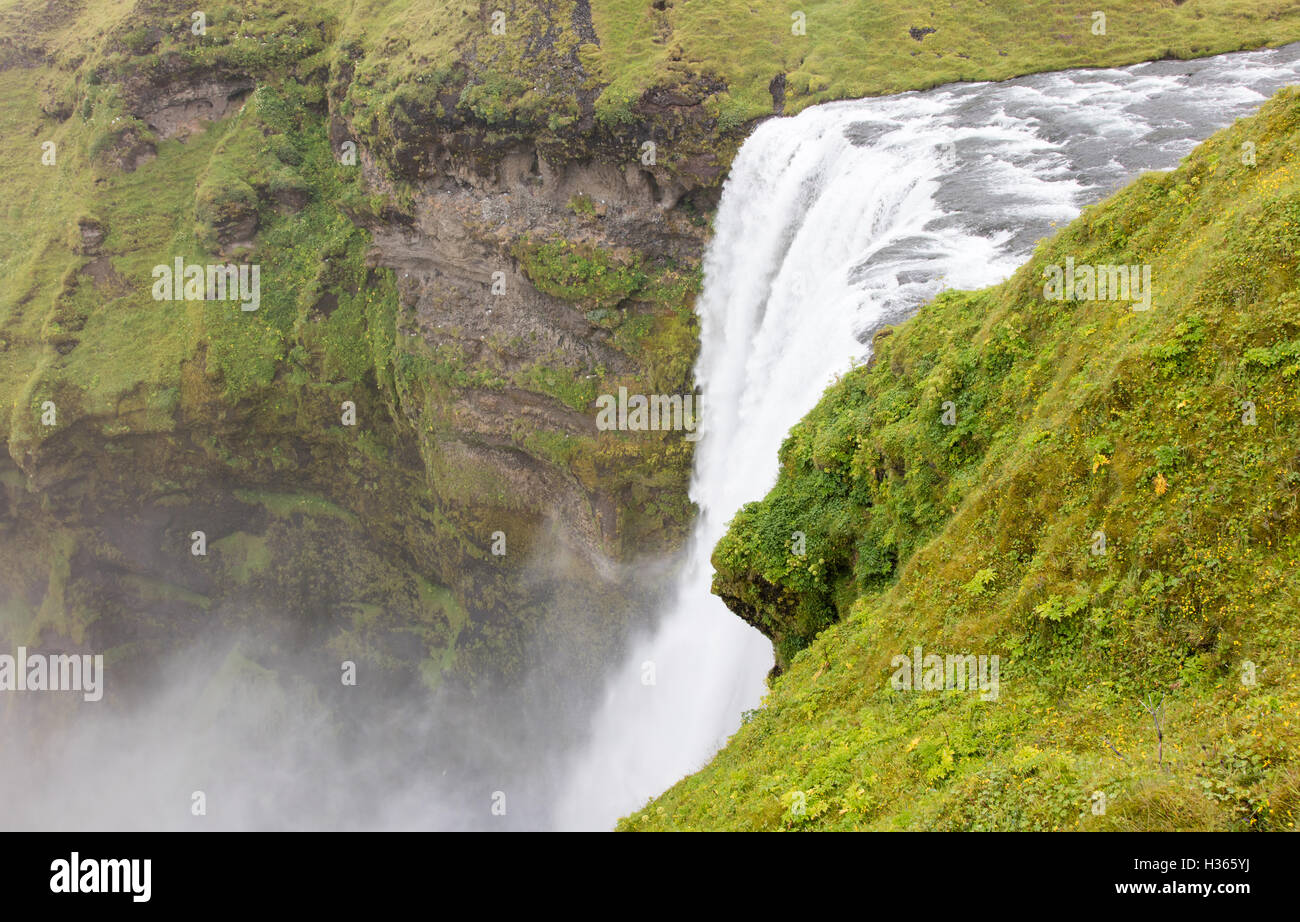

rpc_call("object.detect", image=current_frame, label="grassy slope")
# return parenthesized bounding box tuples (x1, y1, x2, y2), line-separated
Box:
(589, 0, 1300, 124)
(629, 88, 1300, 831)
(2, 0, 341, 438)
(339, 1, 1300, 129)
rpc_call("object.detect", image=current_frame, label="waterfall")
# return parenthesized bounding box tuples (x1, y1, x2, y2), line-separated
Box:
(554, 42, 1300, 830)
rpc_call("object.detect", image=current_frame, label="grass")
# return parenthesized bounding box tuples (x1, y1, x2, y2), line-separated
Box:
(592, 0, 1300, 122)
(627, 86, 1300, 832)
(334, 0, 1300, 145)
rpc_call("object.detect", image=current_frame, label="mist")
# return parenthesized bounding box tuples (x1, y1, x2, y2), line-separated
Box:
(0, 532, 683, 832)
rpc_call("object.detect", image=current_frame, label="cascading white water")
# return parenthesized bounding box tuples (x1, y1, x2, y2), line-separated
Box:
(554, 43, 1300, 830)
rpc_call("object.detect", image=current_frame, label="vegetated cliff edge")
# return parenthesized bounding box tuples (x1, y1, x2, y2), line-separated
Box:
(631, 88, 1300, 830)
(3, 0, 1300, 700)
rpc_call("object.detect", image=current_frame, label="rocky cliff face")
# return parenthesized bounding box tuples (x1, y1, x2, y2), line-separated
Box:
(354, 133, 712, 565)
(0, 0, 742, 700)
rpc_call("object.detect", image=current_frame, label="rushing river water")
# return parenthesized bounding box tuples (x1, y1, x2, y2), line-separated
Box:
(553, 42, 1300, 830)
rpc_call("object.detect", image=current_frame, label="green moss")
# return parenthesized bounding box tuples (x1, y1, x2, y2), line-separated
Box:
(568, 193, 599, 217)
(513, 359, 599, 412)
(233, 489, 360, 525)
(212, 531, 272, 584)
(514, 235, 648, 309)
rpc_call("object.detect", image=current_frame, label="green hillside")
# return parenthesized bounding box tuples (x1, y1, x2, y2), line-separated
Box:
(585, 0, 1300, 122)
(627, 87, 1300, 831)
